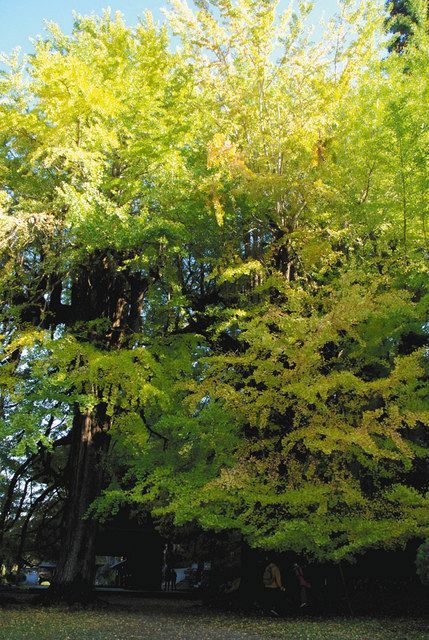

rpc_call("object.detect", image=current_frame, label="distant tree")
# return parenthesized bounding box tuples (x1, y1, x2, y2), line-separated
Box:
(386, 0, 428, 51)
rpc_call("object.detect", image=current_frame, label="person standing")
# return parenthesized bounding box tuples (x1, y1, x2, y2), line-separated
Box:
(262, 558, 285, 616)
(294, 562, 311, 608)
(164, 566, 172, 591)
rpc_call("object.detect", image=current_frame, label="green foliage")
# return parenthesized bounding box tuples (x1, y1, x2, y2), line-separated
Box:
(0, 1, 428, 566)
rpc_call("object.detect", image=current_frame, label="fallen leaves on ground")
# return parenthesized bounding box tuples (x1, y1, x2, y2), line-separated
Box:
(0, 597, 427, 640)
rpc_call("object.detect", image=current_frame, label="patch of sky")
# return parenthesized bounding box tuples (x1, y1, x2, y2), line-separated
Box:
(0, 0, 340, 58)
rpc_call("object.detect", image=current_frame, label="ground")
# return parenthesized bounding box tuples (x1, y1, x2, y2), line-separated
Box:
(0, 596, 427, 640)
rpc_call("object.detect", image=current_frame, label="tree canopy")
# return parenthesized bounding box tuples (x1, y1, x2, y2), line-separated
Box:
(0, 0, 428, 594)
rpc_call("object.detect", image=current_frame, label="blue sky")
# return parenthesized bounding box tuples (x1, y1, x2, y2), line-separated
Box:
(0, 0, 340, 55)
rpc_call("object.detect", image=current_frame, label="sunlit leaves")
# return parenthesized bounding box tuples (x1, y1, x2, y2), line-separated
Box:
(0, 0, 428, 564)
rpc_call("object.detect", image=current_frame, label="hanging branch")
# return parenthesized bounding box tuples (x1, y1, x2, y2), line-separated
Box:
(16, 484, 57, 562)
(139, 409, 168, 451)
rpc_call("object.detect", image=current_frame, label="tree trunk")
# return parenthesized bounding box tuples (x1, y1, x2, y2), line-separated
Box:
(49, 404, 110, 602)
(45, 259, 149, 602)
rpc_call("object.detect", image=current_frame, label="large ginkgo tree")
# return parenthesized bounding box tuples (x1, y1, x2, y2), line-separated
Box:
(0, 12, 220, 598)
(114, 0, 429, 560)
(0, 0, 428, 601)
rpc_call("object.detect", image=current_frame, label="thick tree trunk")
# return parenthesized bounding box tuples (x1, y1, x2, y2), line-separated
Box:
(45, 258, 150, 602)
(49, 404, 110, 602)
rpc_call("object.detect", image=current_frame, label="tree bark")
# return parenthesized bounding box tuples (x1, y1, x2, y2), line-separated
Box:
(41, 256, 152, 601)
(49, 404, 110, 602)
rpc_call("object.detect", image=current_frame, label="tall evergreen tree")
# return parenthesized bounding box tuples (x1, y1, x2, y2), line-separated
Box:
(386, 0, 428, 51)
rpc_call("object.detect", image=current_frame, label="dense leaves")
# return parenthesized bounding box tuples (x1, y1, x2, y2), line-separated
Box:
(0, 0, 428, 577)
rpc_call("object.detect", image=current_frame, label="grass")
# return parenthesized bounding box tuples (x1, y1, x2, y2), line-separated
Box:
(0, 597, 427, 640)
